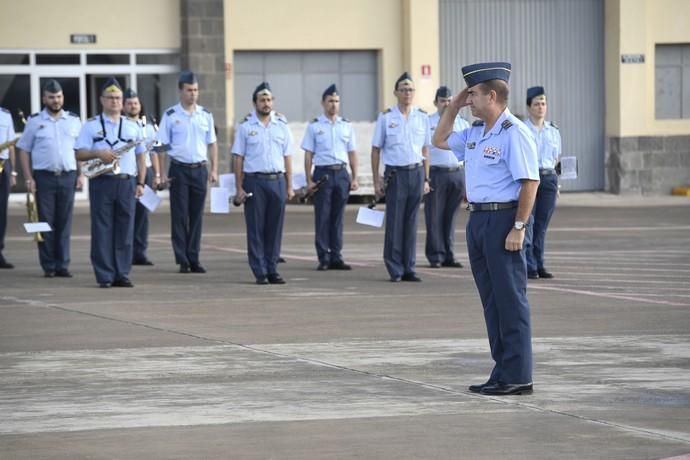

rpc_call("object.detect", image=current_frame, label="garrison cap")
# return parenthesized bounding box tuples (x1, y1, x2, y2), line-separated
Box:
(461, 62, 511, 87)
(178, 70, 198, 86)
(322, 83, 338, 100)
(526, 86, 546, 105)
(123, 88, 138, 100)
(101, 77, 122, 94)
(42, 79, 62, 94)
(252, 81, 272, 101)
(395, 72, 414, 89)
(435, 86, 452, 100)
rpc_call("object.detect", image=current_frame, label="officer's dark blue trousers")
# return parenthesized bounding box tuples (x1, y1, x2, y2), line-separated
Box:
(133, 167, 153, 262)
(525, 173, 558, 272)
(35, 170, 76, 272)
(168, 162, 208, 266)
(424, 167, 465, 264)
(0, 165, 9, 258)
(243, 174, 286, 278)
(466, 208, 533, 384)
(89, 175, 135, 283)
(384, 165, 423, 278)
(312, 166, 350, 264)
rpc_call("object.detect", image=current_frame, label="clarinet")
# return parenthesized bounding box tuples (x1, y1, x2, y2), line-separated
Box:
(300, 175, 328, 203)
(368, 170, 396, 209)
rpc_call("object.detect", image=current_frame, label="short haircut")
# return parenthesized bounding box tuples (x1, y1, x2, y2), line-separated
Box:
(479, 80, 509, 104)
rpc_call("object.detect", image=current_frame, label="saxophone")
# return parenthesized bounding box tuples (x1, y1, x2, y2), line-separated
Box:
(26, 191, 44, 243)
(81, 140, 141, 179)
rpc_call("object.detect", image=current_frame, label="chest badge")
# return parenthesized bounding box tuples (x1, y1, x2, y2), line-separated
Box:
(467, 142, 476, 149)
(39, 124, 45, 129)
(388, 122, 399, 129)
(248, 130, 258, 136)
(483, 146, 501, 156)
(316, 130, 324, 135)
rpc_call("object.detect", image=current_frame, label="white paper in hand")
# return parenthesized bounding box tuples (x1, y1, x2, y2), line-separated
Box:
(356, 207, 385, 227)
(138, 185, 162, 212)
(219, 173, 236, 193)
(559, 156, 577, 180)
(24, 222, 52, 233)
(210, 187, 231, 213)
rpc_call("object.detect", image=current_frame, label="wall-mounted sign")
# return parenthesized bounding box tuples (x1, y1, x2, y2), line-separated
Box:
(621, 54, 644, 64)
(421, 64, 431, 78)
(70, 34, 96, 45)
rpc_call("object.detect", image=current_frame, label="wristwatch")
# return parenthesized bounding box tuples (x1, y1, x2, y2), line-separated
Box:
(513, 221, 526, 231)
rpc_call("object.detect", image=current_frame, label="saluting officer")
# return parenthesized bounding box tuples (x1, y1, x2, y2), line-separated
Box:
(75, 77, 147, 288)
(123, 88, 161, 266)
(0, 105, 16, 269)
(17, 79, 83, 277)
(425, 85, 469, 269)
(302, 84, 358, 271)
(156, 71, 218, 274)
(433, 62, 539, 396)
(371, 72, 431, 282)
(523, 86, 561, 280)
(231, 82, 294, 285)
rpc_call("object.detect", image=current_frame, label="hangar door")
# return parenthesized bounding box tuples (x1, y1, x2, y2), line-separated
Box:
(440, 0, 605, 191)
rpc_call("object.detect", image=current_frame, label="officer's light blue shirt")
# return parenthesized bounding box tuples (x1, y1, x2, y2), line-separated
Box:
(157, 103, 216, 164)
(132, 118, 157, 168)
(447, 108, 538, 203)
(17, 109, 81, 171)
(428, 111, 469, 167)
(231, 111, 293, 173)
(525, 118, 562, 169)
(371, 105, 430, 166)
(74, 114, 146, 176)
(301, 114, 356, 166)
(0, 108, 15, 160)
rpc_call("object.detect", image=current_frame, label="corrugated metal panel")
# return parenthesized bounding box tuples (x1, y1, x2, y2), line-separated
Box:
(440, 0, 605, 191)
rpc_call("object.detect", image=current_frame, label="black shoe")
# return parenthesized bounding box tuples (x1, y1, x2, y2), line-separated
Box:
(44, 271, 56, 278)
(133, 258, 154, 266)
(99, 282, 112, 288)
(429, 262, 441, 268)
(0, 260, 14, 269)
(480, 383, 533, 396)
(442, 260, 463, 268)
(256, 276, 269, 285)
(527, 271, 539, 279)
(179, 264, 190, 273)
(267, 273, 286, 284)
(277, 257, 286, 263)
(469, 380, 496, 393)
(317, 262, 329, 271)
(113, 278, 134, 288)
(537, 269, 553, 279)
(329, 260, 351, 270)
(402, 273, 422, 282)
(390, 276, 401, 282)
(190, 263, 206, 273)
(55, 269, 73, 278)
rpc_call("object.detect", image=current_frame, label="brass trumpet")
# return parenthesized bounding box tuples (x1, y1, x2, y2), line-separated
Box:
(26, 191, 44, 243)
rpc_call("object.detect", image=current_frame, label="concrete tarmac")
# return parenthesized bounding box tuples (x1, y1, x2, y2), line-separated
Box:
(1, 194, 689, 459)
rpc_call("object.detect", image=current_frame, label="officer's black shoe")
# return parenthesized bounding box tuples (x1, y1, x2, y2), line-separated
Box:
(442, 260, 463, 268)
(113, 278, 134, 288)
(55, 269, 73, 278)
(469, 380, 496, 393)
(190, 263, 206, 273)
(537, 269, 553, 279)
(0, 259, 14, 269)
(317, 262, 329, 271)
(133, 258, 154, 266)
(44, 271, 56, 278)
(429, 262, 441, 268)
(267, 273, 286, 284)
(256, 276, 269, 285)
(480, 383, 533, 396)
(329, 260, 351, 270)
(179, 264, 190, 274)
(527, 271, 539, 279)
(401, 273, 422, 282)
(99, 282, 112, 288)
(277, 257, 286, 263)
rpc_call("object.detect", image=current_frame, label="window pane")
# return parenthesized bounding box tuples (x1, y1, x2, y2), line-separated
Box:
(0, 74, 31, 132)
(0, 54, 29, 65)
(136, 54, 180, 66)
(36, 54, 80, 65)
(86, 54, 130, 65)
(136, 74, 179, 123)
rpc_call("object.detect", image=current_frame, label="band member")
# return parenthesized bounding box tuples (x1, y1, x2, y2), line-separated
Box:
(371, 72, 431, 282)
(17, 79, 83, 277)
(301, 84, 358, 271)
(232, 82, 294, 285)
(156, 71, 218, 274)
(123, 88, 161, 266)
(75, 77, 147, 288)
(0, 106, 17, 268)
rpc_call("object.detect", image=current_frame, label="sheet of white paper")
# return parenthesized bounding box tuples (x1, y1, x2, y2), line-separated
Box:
(219, 173, 236, 193)
(210, 187, 231, 213)
(560, 156, 577, 180)
(138, 185, 162, 212)
(356, 207, 385, 228)
(24, 222, 52, 233)
(292, 171, 307, 190)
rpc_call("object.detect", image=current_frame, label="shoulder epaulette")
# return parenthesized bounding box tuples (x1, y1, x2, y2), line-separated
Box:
(202, 107, 211, 114)
(67, 111, 79, 118)
(29, 112, 40, 119)
(0, 107, 9, 114)
(383, 108, 392, 114)
(550, 121, 559, 129)
(418, 108, 427, 114)
(166, 108, 175, 116)
(274, 112, 287, 123)
(87, 116, 98, 122)
(501, 120, 513, 130)
(242, 114, 252, 122)
(310, 117, 319, 123)
(472, 120, 484, 127)
(342, 117, 350, 122)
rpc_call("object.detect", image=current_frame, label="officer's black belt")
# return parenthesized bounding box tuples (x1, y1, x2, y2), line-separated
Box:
(171, 159, 207, 168)
(101, 174, 134, 180)
(387, 162, 422, 171)
(467, 201, 518, 212)
(315, 164, 346, 171)
(430, 165, 462, 172)
(539, 168, 557, 176)
(34, 169, 76, 176)
(245, 172, 284, 180)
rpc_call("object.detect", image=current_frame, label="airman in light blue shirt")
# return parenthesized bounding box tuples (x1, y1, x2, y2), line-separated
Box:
(525, 117, 561, 169)
(371, 103, 430, 167)
(232, 110, 293, 173)
(301, 114, 356, 166)
(17, 108, 81, 172)
(157, 102, 216, 164)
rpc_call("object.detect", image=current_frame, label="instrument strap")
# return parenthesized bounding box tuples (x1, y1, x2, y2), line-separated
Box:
(99, 113, 132, 147)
